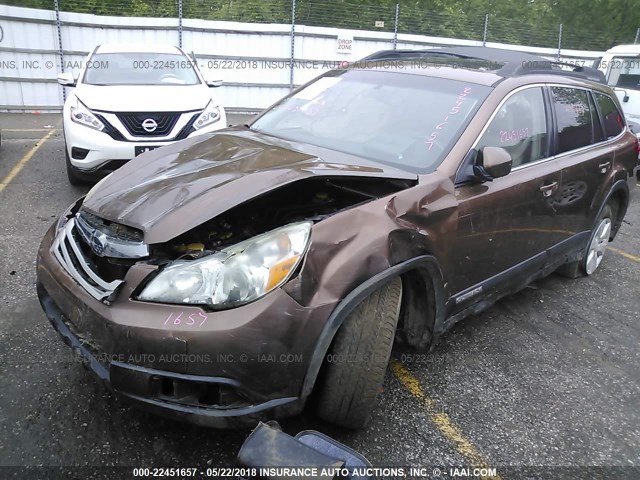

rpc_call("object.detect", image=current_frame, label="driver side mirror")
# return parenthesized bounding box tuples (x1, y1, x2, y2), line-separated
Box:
(474, 146, 512, 181)
(206, 79, 223, 88)
(57, 72, 76, 87)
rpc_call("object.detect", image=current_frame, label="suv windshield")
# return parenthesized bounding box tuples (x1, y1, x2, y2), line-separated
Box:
(83, 53, 200, 86)
(251, 69, 491, 173)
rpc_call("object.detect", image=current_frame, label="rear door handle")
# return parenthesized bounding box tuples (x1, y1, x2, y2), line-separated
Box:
(599, 161, 611, 173)
(539, 181, 558, 197)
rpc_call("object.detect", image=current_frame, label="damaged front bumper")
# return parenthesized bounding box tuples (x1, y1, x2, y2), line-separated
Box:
(36, 220, 335, 428)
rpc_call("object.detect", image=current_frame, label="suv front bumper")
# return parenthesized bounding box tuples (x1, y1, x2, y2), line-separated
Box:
(36, 220, 334, 427)
(63, 110, 227, 171)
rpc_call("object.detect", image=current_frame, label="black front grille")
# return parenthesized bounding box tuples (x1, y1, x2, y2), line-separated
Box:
(95, 114, 126, 141)
(116, 112, 180, 137)
(174, 113, 198, 141)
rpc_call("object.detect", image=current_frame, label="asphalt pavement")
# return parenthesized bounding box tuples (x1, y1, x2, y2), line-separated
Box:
(0, 113, 639, 479)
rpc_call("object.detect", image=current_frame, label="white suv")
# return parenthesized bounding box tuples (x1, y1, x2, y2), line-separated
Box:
(57, 44, 227, 184)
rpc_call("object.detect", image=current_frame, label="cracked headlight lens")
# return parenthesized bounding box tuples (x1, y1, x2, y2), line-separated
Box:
(138, 222, 311, 308)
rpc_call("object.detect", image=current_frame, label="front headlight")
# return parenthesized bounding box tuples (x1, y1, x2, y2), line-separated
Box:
(138, 222, 312, 308)
(193, 101, 221, 130)
(70, 96, 104, 131)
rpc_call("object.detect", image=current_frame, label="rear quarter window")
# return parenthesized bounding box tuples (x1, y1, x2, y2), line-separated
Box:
(594, 92, 625, 139)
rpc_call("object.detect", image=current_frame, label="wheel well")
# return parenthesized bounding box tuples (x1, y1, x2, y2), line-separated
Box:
(397, 268, 437, 351)
(301, 256, 445, 398)
(607, 188, 628, 239)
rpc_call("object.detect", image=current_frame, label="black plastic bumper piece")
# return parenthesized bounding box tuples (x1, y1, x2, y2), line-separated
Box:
(237, 422, 372, 479)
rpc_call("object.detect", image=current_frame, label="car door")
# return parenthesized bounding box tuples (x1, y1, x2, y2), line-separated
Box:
(452, 86, 565, 302)
(547, 87, 619, 246)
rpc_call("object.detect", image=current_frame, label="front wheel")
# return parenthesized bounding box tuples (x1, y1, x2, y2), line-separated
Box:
(315, 276, 402, 429)
(65, 149, 86, 186)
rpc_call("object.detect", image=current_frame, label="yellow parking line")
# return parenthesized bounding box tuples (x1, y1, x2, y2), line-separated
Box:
(2, 128, 56, 132)
(610, 247, 640, 263)
(390, 359, 502, 480)
(0, 129, 56, 194)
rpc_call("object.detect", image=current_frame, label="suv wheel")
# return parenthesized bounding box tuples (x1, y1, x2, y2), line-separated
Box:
(65, 149, 85, 186)
(584, 205, 612, 275)
(315, 276, 402, 429)
(558, 203, 613, 278)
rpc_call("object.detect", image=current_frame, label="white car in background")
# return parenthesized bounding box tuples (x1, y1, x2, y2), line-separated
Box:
(598, 44, 640, 131)
(57, 44, 227, 185)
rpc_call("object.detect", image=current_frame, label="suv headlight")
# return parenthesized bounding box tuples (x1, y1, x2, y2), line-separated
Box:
(70, 97, 104, 131)
(138, 222, 312, 308)
(193, 101, 221, 130)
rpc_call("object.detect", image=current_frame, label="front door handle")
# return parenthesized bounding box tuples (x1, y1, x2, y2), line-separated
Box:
(540, 181, 558, 197)
(598, 161, 611, 173)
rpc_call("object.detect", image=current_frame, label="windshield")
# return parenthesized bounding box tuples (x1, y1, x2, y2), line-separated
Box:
(83, 53, 200, 86)
(606, 55, 640, 91)
(251, 69, 490, 173)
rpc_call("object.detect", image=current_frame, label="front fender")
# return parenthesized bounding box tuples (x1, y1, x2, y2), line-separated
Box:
(300, 255, 446, 398)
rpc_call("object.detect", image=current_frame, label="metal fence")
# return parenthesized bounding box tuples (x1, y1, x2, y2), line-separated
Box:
(21, 0, 635, 51)
(0, 1, 628, 111)
(4, 0, 639, 49)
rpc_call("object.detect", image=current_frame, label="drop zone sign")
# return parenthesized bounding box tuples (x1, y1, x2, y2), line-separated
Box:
(337, 34, 353, 54)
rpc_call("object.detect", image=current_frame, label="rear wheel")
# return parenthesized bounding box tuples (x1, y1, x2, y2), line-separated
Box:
(558, 204, 613, 278)
(584, 207, 612, 275)
(315, 276, 402, 429)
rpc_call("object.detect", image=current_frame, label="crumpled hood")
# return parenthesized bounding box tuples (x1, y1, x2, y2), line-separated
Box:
(76, 84, 211, 112)
(82, 128, 418, 244)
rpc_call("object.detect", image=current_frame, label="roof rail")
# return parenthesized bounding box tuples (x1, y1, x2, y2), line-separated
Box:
(505, 59, 606, 83)
(359, 47, 606, 84)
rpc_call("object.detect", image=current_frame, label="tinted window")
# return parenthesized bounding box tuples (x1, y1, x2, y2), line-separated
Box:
(476, 87, 548, 167)
(594, 92, 625, 139)
(83, 53, 200, 86)
(252, 70, 491, 173)
(551, 87, 599, 153)
(589, 93, 605, 143)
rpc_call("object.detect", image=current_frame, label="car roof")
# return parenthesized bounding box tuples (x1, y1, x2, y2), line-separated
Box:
(94, 44, 183, 55)
(358, 46, 606, 85)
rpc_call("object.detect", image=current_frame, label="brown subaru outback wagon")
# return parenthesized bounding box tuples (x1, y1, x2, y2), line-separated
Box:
(37, 47, 638, 429)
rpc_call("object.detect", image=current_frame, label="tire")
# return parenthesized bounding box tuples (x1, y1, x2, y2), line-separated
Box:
(65, 149, 85, 186)
(315, 276, 402, 429)
(558, 203, 613, 278)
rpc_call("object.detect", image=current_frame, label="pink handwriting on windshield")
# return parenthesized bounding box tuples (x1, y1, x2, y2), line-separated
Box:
(164, 311, 208, 328)
(425, 87, 472, 151)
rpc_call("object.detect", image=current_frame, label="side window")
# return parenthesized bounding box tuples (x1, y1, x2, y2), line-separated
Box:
(594, 92, 625, 139)
(476, 87, 549, 168)
(550, 87, 599, 153)
(589, 93, 605, 144)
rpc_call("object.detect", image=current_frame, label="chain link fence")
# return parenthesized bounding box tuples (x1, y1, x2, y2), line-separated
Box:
(3, 0, 640, 110)
(4, 0, 639, 50)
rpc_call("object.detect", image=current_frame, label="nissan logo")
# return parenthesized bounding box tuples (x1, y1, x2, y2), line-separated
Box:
(141, 118, 158, 132)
